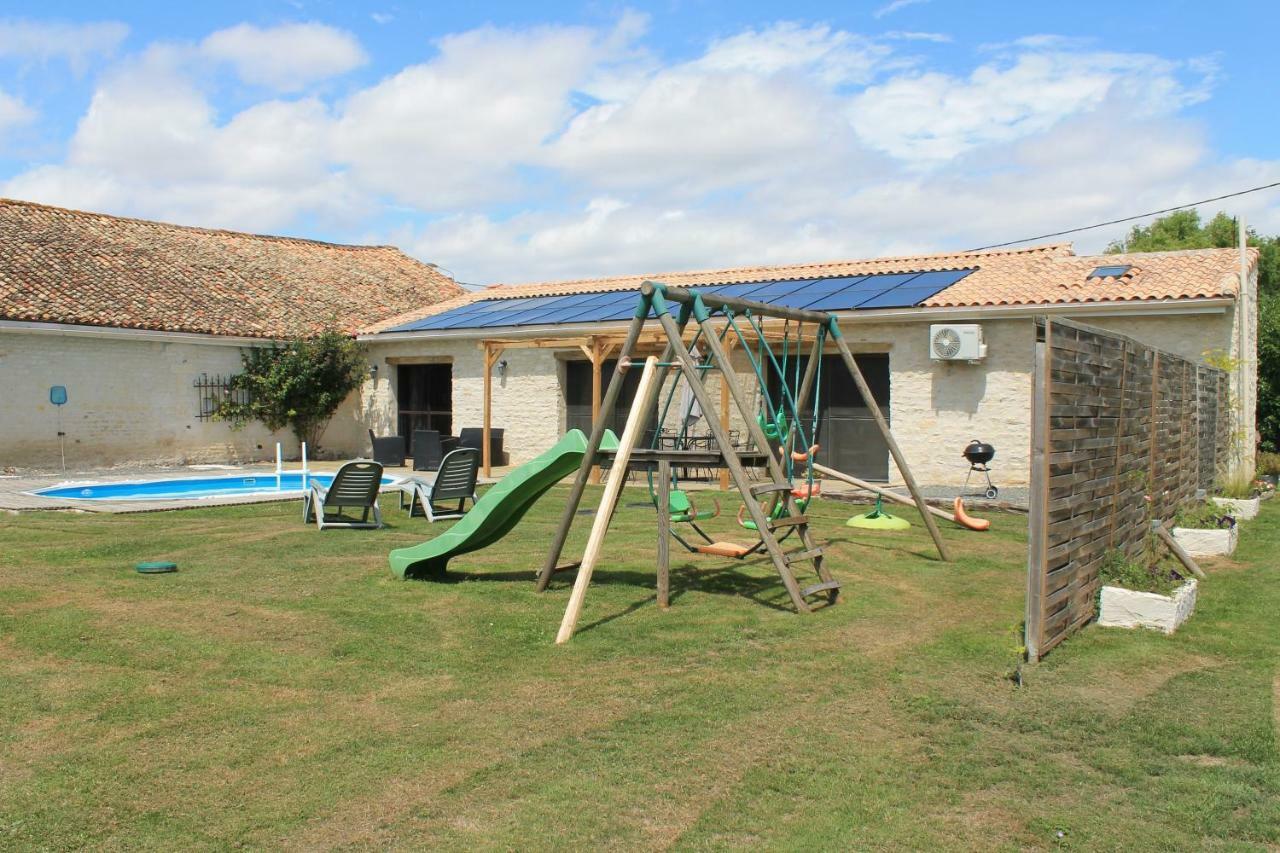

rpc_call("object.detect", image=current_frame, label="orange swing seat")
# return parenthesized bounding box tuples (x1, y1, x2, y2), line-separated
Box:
(694, 541, 753, 559)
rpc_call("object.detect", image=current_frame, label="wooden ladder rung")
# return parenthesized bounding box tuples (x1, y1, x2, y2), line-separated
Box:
(800, 580, 841, 598)
(768, 515, 808, 530)
(750, 482, 794, 496)
(785, 547, 823, 564)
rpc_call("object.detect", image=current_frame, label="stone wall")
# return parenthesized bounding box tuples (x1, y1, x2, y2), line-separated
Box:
(6, 298, 1247, 485)
(0, 330, 296, 470)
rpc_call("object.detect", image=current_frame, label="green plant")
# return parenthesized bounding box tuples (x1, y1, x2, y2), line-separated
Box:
(214, 328, 366, 450)
(1099, 545, 1182, 596)
(1258, 451, 1280, 476)
(1173, 500, 1230, 530)
(1215, 468, 1259, 499)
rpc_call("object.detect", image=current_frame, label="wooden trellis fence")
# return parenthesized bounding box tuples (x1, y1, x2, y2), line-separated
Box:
(1025, 318, 1231, 661)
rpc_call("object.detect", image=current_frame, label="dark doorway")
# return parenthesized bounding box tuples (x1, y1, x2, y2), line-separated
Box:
(768, 353, 890, 481)
(564, 359, 644, 435)
(397, 363, 452, 438)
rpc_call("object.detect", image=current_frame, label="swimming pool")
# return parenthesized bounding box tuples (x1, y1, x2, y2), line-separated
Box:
(32, 471, 399, 502)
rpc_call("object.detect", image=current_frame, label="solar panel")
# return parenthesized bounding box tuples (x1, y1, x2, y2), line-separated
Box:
(382, 268, 979, 333)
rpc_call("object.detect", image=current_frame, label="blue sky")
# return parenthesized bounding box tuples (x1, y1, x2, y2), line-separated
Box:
(1, 1, 1277, 284)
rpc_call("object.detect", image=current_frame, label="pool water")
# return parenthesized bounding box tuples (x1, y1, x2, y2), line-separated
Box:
(33, 472, 397, 501)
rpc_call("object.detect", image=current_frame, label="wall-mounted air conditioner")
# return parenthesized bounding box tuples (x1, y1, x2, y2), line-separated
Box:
(930, 324, 987, 362)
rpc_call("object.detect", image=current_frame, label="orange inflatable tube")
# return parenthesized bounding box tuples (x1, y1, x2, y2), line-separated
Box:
(952, 497, 991, 531)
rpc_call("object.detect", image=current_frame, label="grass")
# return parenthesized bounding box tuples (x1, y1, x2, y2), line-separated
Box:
(1, 488, 1278, 850)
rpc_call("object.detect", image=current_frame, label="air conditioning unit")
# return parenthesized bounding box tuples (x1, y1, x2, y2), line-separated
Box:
(930, 324, 987, 362)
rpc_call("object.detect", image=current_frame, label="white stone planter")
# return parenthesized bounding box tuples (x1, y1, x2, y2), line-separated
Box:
(1212, 496, 1260, 520)
(1171, 525, 1238, 557)
(1099, 579, 1197, 634)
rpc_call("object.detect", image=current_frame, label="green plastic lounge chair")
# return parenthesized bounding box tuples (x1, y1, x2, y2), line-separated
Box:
(303, 459, 384, 530)
(397, 447, 480, 522)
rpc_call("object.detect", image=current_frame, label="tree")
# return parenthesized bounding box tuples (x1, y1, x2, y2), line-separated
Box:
(1107, 209, 1280, 451)
(215, 329, 367, 451)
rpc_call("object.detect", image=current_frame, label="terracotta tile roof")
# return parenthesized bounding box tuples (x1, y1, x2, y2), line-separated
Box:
(367, 242, 1255, 334)
(0, 198, 463, 338)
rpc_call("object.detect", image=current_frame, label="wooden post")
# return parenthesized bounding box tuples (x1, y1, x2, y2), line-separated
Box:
(1024, 329, 1050, 663)
(1152, 521, 1206, 580)
(1107, 342, 1130, 549)
(828, 326, 951, 562)
(657, 459, 671, 608)
(538, 309, 650, 591)
(556, 357, 660, 644)
(582, 337, 605, 485)
(482, 343, 505, 478)
(1149, 350, 1160, 517)
(813, 463, 957, 525)
(718, 336, 734, 491)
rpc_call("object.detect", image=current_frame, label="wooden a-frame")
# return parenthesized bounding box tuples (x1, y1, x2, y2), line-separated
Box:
(543, 281, 950, 642)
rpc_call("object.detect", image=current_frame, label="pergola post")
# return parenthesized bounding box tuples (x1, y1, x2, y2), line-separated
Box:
(579, 337, 616, 485)
(482, 342, 505, 478)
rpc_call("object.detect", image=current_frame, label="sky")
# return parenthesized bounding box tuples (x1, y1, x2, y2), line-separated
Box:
(1, 1, 1278, 285)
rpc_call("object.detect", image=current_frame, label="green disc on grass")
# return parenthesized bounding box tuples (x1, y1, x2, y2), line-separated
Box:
(135, 561, 178, 574)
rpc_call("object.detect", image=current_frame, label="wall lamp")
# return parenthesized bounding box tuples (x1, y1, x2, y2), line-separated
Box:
(497, 359, 509, 378)
(369, 362, 379, 380)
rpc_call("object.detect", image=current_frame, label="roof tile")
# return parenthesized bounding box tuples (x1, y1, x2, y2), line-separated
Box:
(0, 198, 464, 338)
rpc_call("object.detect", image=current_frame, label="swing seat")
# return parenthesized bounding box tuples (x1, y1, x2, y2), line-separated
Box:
(695, 541, 752, 559)
(791, 482, 821, 500)
(668, 490, 719, 523)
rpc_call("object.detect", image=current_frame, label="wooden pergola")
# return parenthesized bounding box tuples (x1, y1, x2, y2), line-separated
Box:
(477, 325, 770, 485)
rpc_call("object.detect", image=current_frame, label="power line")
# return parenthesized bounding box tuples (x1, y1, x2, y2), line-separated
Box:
(966, 180, 1280, 252)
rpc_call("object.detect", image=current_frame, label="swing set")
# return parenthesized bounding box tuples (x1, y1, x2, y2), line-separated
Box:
(646, 310, 824, 558)
(541, 280, 954, 644)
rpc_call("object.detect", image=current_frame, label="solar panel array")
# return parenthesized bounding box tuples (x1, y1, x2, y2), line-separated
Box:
(387, 268, 976, 333)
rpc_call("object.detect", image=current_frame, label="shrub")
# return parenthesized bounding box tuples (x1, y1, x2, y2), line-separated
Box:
(1099, 544, 1182, 596)
(1258, 451, 1280, 476)
(214, 329, 366, 452)
(1216, 468, 1259, 499)
(1173, 500, 1233, 530)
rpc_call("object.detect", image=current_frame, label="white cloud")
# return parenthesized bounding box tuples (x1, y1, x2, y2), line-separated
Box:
(4, 49, 360, 232)
(4, 14, 1276, 286)
(201, 22, 367, 91)
(0, 19, 128, 73)
(371, 13, 394, 25)
(0, 88, 34, 133)
(332, 24, 609, 208)
(849, 51, 1214, 164)
(874, 0, 929, 19)
(883, 31, 952, 43)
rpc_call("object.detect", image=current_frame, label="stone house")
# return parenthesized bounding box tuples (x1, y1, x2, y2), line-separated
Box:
(360, 243, 1258, 488)
(0, 198, 1257, 487)
(0, 199, 462, 469)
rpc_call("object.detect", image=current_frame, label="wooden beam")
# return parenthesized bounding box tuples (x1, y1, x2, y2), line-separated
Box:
(538, 308, 652, 591)
(719, 337, 734, 491)
(1152, 521, 1206, 580)
(482, 343, 505, 478)
(1025, 330, 1049, 663)
(556, 356, 661, 644)
(829, 326, 951, 563)
(657, 458, 671, 609)
(589, 337, 604, 484)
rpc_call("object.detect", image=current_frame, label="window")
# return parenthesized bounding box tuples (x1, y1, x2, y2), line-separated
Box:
(1087, 264, 1132, 279)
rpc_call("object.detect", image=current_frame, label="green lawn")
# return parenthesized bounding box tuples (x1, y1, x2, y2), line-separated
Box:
(1, 489, 1277, 850)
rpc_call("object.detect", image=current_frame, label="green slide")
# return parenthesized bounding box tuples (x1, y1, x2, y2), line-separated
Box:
(388, 428, 618, 579)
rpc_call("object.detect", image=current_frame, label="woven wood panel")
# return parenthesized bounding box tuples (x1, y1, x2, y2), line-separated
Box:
(1026, 318, 1229, 660)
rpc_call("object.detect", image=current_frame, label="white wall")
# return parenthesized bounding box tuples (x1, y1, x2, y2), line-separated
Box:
(0, 329, 296, 470)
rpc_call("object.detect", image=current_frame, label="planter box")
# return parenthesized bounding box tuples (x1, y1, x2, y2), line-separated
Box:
(1099, 580, 1197, 634)
(1171, 525, 1237, 557)
(1212, 496, 1260, 520)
